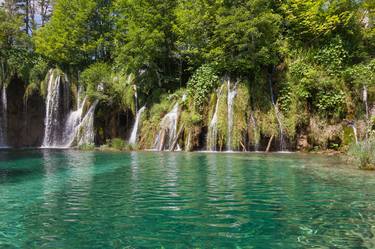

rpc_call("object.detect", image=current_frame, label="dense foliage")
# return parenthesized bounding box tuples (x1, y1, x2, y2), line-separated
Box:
(348, 133, 375, 169)
(0, 0, 374, 152)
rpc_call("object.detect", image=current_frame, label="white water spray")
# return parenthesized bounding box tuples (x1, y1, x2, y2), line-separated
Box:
(62, 90, 87, 147)
(207, 85, 224, 151)
(76, 100, 99, 146)
(227, 80, 237, 151)
(42, 70, 66, 147)
(42, 69, 98, 148)
(133, 84, 138, 113)
(269, 70, 286, 151)
(250, 113, 260, 151)
(186, 132, 191, 152)
(348, 123, 359, 144)
(129, 106, 146, 145)
(154, 103, 179, 151)
(0, 85, 7, 147)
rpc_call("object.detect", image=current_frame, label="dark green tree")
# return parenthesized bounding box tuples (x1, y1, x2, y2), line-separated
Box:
(33, 0, 113, 69)
(113, 0, 177, 87)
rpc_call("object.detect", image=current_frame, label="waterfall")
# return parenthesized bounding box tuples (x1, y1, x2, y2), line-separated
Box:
(62, 90, 87, 147)
(250, 113, 260, 151)
(363, 85, 370, 139)
(0, 85, 7, 147)
(76, 100, 99, 146)
(133, 84, 138, 113)
(129, 106, 146, 145)
(42, 70, 71, 148)
(363, 85, 369, 120)
(348, 123, 359, 144)
(42, 69, 98, 148)
(42, 71, 59, 147)
(154, 103, 179, 151)
(207, 85, 224, 151)
(185, 132, 191, 152)
(62, 97, 98, 147)
(227, 80, 237, 151)
(269, 70, 286, 151)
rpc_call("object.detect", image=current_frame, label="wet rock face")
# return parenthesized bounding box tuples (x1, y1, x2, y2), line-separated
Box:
(7, 77, 45, 147)
(94, 107, 130, 145)
(371, 103, 375, 117)
(297, 134, 310, 151)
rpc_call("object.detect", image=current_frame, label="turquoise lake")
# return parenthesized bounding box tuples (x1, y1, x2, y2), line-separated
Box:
(0, 150, 375, 248)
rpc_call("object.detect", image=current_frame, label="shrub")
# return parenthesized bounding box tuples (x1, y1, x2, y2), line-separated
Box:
(313, 37, 348, 75)
(232, 83, 250, 150)
(78, 143, 95, 150)
(286, 52, 350, 120)
(112, 73, 136, 115)
(80, 62, 112, 101)
(314, 89, 346, 118)
(187, 64, 219, 113)
(308, 116, 342, 149)
(24, 57, 49, 102)
(348, 136, 375, 170)
(108, 138, 128, 151)
(101, 138, 136, 151)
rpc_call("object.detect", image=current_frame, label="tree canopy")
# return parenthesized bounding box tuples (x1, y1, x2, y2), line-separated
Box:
(0, 0, 374, 121)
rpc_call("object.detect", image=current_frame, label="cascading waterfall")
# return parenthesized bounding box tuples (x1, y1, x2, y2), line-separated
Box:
(62, 88, 87, 147)
(250, 113, 260, 151)
(348, 123, 359, 144)
(269, 70, 286, 151)
(154, 103, 179, 151)
(207, 85, 224, 151)
(76, 100, 99, 146)
(42, 69, 98, 148)
(227, 80, 237, 151)
(42, 70, 71, 147)
(129, 106, 146, 145)
(363, 85, 370, 139)
(0, 85, 8, 147)
(185, 132, 191, 152)
(60, 92, 98, 147)
(133, 84, 138, 113)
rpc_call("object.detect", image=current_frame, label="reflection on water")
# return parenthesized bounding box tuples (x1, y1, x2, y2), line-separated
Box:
(0, 150, 375, 248)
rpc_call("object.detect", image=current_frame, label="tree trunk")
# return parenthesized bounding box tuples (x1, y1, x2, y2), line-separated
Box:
(240, 140, 246, 152)
(266, 135, 274, 152)
(158, 129, 166, 151)
(170, 124, 184, 152)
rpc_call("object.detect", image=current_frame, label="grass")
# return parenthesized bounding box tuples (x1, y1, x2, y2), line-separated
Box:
(100, 138, 134, 151)
(78, 143, 96, 150)
(232, 83, 250, 150)
(348, 135, 375, 170)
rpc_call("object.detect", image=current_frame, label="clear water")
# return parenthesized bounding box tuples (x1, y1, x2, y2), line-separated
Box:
(0, 150, 375, 248)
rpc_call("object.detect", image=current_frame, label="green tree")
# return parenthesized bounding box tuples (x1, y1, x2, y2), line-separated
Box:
(114, 0, 177, 86)
(359, 0, 375, 57)
(175, 0, 281, 75)
(0, 7, 32, 85)
(282, 0, 359, 41)
(33, 0, 113, 68)
(174, 0, 217, 67)
(210, 0, 281, 74)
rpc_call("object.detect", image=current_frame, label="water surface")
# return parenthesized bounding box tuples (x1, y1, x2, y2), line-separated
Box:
(0, 150, 374, 248)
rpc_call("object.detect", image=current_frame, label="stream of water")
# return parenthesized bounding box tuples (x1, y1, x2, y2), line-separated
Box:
(129, 106, 146, 145)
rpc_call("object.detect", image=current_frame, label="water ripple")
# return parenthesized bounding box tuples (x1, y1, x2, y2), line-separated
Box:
(0, 150, 375, 248)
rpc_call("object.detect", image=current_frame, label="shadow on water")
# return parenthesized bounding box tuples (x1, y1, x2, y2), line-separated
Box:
(0, 149, 98, 183)
(1, 150, 375, 248)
